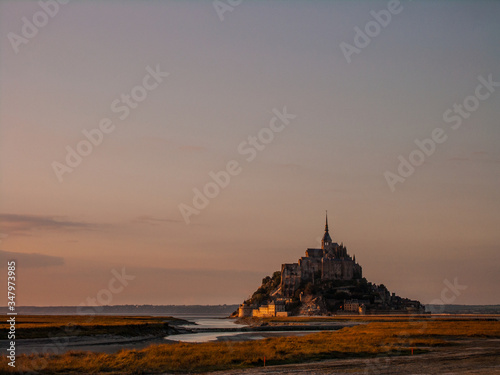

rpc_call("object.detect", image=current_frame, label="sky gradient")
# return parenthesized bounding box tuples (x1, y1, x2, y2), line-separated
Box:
(1, 0, 499, 306)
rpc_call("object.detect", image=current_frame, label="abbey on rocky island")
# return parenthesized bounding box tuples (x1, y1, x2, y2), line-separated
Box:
(236, 213, 424, 318)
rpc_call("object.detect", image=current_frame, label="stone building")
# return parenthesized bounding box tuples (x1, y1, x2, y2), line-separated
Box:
(280, 213, 362, 297)
(252, 300, 287, 317)
(238, 302, 254, 318)
(238, 300, 288, 318)
(344, 299, 369, 314)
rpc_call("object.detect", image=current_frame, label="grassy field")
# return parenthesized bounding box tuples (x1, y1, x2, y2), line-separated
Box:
(0, 315, 187, 339)
(1, 316, 499, 374)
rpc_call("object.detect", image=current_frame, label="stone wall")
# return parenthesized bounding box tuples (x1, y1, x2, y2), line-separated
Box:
(281, 263, 301, 297)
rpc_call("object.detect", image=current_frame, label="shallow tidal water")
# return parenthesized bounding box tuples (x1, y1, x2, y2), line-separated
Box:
(165, 317, 323, 343)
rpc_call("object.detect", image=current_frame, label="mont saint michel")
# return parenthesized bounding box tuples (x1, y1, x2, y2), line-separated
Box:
(2, 0, 499, 373)
(236, 214, 424, 317)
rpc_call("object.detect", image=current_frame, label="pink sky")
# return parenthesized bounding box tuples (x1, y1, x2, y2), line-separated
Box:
(0, 0, 499, 306)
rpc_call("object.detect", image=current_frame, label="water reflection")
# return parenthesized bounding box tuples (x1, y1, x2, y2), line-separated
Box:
(178, 317, 247, 329)
(167, 317, 324, 343)
(166, 330, 323, 343)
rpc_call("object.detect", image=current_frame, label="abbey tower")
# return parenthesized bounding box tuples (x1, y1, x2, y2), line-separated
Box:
(280, 213, 362, 297)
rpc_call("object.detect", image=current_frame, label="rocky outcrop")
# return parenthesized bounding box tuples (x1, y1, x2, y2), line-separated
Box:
(297, 295, 328, 316)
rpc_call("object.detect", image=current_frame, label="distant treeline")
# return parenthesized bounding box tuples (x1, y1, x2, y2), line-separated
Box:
(2, 304, 498, 315)
(425, 304, 500, 314)
(0, 304, 239, 316)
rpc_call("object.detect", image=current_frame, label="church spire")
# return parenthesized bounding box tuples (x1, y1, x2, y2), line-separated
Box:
(321, 211, 332, 250)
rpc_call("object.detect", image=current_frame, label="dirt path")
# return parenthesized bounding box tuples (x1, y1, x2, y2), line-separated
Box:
(204, 338, 500, 375)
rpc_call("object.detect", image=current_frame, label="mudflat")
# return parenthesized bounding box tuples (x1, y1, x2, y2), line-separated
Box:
(210, 338, 500, 374)
(1, 315, 499, 374)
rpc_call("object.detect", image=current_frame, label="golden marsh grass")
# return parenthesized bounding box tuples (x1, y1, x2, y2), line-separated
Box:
(1, 316, 499, 373)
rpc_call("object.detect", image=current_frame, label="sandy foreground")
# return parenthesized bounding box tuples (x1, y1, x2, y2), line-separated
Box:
(7, 319, 500, 374)
(8, 335, 500, 374)
(200, 338, 500, 375)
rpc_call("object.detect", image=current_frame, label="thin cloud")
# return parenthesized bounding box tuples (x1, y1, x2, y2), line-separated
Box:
(132, 215, 182, 225)
(448, 151, 500, 164)
(0, 250, 64, 268)
(448, 156, 471, 162)
(178, 145, 206, 152)
(278, 163, 304, 170)
(0, 214, 100, 235)
(136, 137, 205, 153)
